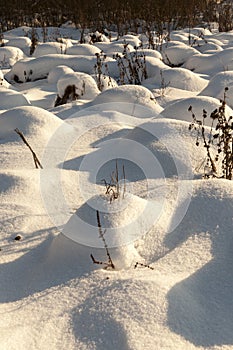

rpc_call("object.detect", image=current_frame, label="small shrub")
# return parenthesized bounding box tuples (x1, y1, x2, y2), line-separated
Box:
(29, 27, 39, 55)
(94, 51, 114, 91)
(114, 43, 147, 85)
(159, 70, 170, 96)
(189, 88, 233, 179)
(54, 83, 85, 107)
(102, 160, 126, 203)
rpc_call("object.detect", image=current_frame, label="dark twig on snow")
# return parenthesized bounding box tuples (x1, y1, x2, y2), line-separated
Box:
(90, 210, 115, 269)
(14, 128, 43, 169)
(134, 262, 154, 270)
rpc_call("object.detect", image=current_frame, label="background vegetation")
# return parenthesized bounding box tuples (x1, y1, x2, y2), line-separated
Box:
(0, 1, 233, 34)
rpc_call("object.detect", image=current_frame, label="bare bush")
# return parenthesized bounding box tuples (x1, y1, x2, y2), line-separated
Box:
(189, 88, 233, 179)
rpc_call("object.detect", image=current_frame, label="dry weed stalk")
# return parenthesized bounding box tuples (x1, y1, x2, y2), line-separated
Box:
(14, 128, 43, 169)
(134, 262, 154, 270)
(90, 210, 115, 269)
(102, 160, 126, 203)
(189, 88, 233, 179)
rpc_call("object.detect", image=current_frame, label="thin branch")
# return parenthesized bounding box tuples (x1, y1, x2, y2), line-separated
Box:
(123, 164, 126, 199)
(14, 128, 43, 169)
(96, 210, 115, 269)
(90, 254, 110, 267)
(134, 262, 154, 270)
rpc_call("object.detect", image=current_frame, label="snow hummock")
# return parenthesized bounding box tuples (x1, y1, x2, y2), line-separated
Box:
(66, 43, 101, 56)
(90, 85, 163, 116)
(200, 70, 233, 108)
(64, 193, 160, 253)
(0, 105, 72, 143)
(57, 72, 100, 100)
(47, 65, 74, 84)
(5, 54, 116, 83)
(0, 46, 24, 67)
(0, 88, 31, 111)
(33, 42, 69, 57)
(161, 41, 200, 66)
(160, 95, 233, 125)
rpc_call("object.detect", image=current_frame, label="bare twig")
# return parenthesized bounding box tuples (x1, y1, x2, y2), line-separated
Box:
(134, 262, 154, 270)
(101, 160, 126, 203)
(14, 128, 43, 169)
(90, 210, 115, 269)
(90, 254, 110, 267)
(123, 164, 126, 199)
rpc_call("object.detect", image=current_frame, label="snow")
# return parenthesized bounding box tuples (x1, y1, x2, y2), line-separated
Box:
(0, 70, 10, 88)
(89, 85, 163, 116)
(5, 36, 32, 55)
(161, 42, 200, 66)
(160, 95, 233, 125)
(5, 54, 116, 83)
(1, 22, 233, 350)
(104, 43, 135, 55)
(66, 44, 101, 56)
(200, 71, 233, 108)
(0, 46, 25, 68)
(47, 65, 75, 84)
(33, 42, 69, 57)
(56, 72, 100, 100)
(0, 88, 31, 111)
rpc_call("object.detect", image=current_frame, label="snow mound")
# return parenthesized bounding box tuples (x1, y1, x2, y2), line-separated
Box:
(57, 72, 100, 100)
(90, 85, 162, 115)
(44, 226, 144, 277)
(184, 48, 233, 76)
(143, 67, 208, 92)
(117, 34, 141, 47)
(184, 27, 213, 37)
(162, 68, 208, 92)
(5, 54, 115, 82)
(66, 43, 101, 56)
(0, 88, 30, 111)
(160, 95, 233, 125)
(200, 71, 233, 108)
(5, 36, 31, 54)
(47, 65, 74, 84)
(104, 43, 134, 55)
(194, 42, 223, 54)
(161, 42, 200, 66)
(169, 33, 190, 43)
(144, 56, 170, 79)
(136, 48, 162, 60)
(0, 106, 71, 143)
(0, 46, 24, 67)
(124, 118, 201, 177)
(64, 193, 159, 252)
(33, 42, 68, 57)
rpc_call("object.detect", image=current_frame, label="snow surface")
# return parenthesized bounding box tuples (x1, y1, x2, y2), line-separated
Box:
(0, 46, 25, 68)
(1, 24, 233, 350)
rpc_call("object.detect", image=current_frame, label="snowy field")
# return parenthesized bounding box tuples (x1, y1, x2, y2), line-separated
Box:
(1, 23, 233, 350)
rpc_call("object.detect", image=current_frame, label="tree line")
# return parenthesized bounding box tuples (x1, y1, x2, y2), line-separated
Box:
(0, 0, 232, 33)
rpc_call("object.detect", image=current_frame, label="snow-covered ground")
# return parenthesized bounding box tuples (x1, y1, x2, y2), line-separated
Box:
(1, 24, 233, 350)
